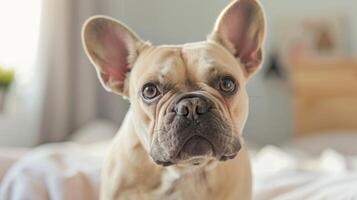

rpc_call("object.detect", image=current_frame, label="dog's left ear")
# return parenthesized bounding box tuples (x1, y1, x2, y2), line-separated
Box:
(209, 0, 266, 79)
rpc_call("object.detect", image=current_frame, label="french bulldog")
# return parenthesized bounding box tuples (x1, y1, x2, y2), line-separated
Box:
(82, 0, 265, 199)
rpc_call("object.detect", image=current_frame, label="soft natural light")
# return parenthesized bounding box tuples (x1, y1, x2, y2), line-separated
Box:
(0, 0, 42, 84)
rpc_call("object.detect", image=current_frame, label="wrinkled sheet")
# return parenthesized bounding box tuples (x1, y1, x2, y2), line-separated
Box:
(0, 142, 108, 200)
(1, 142, 357, 200)
(0, 148, 29, 183)
(253, 146, 357, 200)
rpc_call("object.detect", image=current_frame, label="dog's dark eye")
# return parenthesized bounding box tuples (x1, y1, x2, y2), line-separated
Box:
(142, 83, 159, 100)
(219, 76, 236, 94)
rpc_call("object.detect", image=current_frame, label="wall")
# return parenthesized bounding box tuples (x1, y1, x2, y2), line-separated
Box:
(252, 0, 357, 145)
(103, 0, 357, 146)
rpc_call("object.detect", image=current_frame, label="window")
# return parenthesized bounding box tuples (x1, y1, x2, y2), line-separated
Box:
(0, 0, 42, 85)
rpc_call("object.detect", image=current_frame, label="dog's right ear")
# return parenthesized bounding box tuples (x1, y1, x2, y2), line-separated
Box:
(82, 16, 147, 96)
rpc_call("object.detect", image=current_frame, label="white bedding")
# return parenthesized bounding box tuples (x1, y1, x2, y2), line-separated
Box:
(253, 146, 357, 200)
(1, 133, 357, 200)
(0, 119, 116, 200)
(0, 142, 108, 200)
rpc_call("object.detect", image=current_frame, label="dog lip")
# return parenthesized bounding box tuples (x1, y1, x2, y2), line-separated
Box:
(219, 144, 241, 161)
(220, 153, 238, 161)
(152, 159, 174, 167)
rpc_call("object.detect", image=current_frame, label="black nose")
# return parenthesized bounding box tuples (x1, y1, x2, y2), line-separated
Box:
(175, 95, 210, 120)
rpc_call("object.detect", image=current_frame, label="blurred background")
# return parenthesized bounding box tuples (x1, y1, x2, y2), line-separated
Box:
(1, 1, 357, 199)
(0, 0, 357, 148)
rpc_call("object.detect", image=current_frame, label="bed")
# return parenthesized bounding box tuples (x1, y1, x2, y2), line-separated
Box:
(1, 131, 357, 200)
(0, 120, 116, 200)
(253, 132, 357, 200)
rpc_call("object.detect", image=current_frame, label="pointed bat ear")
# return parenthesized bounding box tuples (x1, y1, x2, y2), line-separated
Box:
(209, 0, 266, 79)
(82, 16, 148, 96)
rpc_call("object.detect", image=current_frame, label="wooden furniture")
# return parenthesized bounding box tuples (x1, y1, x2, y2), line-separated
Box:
(291, 58, 357, 137)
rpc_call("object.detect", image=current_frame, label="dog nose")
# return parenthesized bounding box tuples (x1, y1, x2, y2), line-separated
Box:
(175, 96, 210, 119)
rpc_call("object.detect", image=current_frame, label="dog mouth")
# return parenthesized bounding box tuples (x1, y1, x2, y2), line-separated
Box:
(150, 119, 242, 167)
(151, 126, 241, 167)
(152, 133, 240, 167)
(153, 135, 215, 167)
(177, 135, 215, 161)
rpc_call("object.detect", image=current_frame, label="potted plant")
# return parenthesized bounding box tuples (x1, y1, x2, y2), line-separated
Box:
(0, 66, 15, 112)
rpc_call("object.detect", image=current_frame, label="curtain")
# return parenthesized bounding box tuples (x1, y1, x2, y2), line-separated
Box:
(38, 0, 113, 143)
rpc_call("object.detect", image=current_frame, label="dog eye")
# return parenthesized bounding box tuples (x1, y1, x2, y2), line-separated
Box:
(142, 83, 160, 100)
(219, 76, 236, 94)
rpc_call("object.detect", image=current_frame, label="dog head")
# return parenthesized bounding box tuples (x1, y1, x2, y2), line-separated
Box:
(82, 0, 265, 167)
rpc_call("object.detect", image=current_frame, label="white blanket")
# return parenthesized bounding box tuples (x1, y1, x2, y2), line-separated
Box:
(1, 142, 357, 200)
(253, 146, 357, 200)
(0, 142, 108, 200)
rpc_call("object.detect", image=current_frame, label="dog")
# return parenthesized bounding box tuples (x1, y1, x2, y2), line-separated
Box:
(82, 0, 265, 199)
